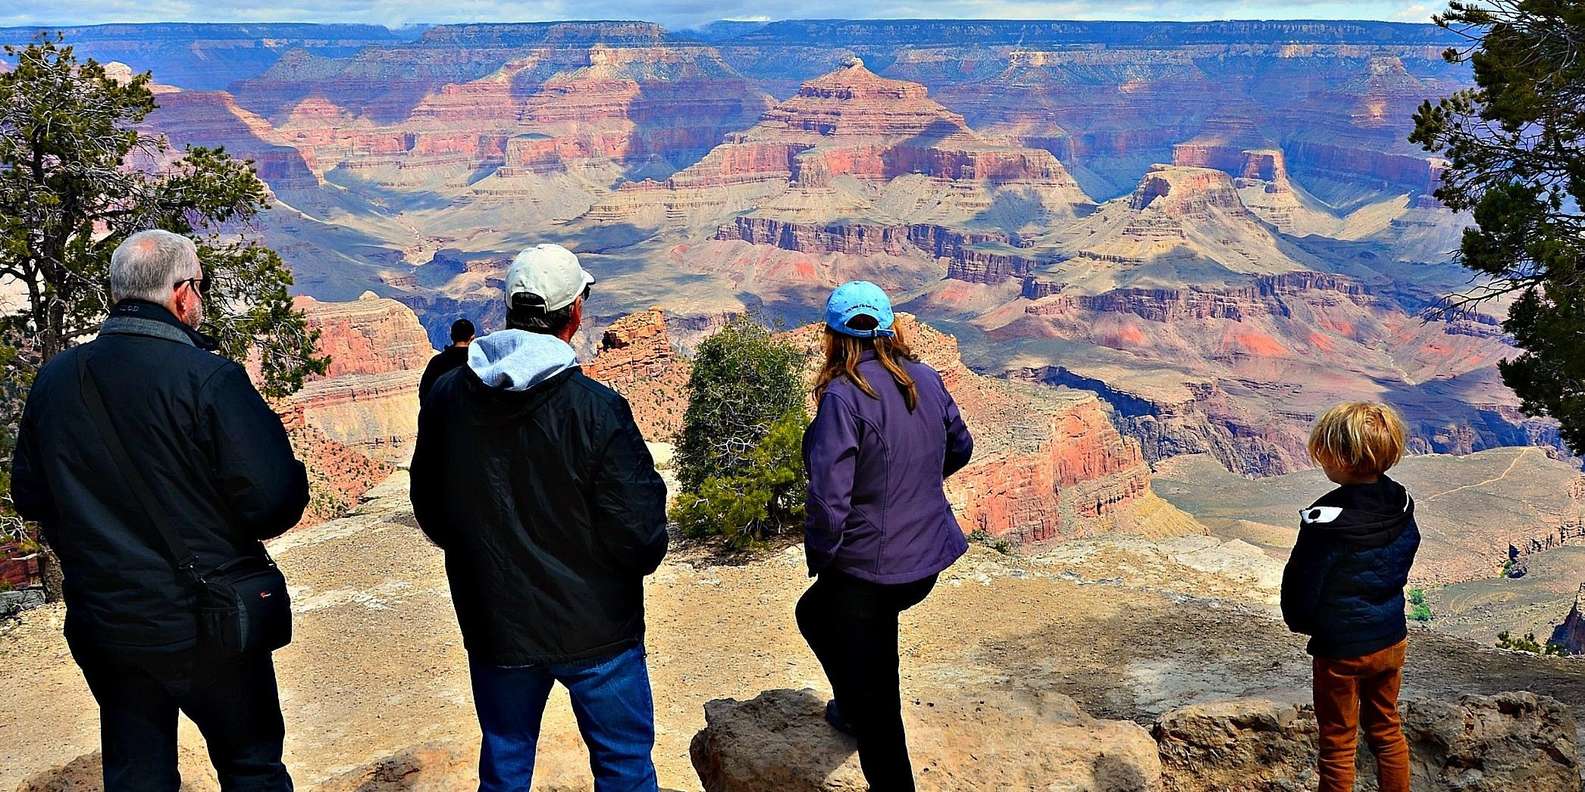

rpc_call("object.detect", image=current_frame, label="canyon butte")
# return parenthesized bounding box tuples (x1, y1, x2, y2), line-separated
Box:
(4, 15, 1585, 792)
(2, 18, 1552, 477)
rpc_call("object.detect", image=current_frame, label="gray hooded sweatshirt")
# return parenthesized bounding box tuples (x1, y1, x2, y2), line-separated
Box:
(467, 329, 578, 392)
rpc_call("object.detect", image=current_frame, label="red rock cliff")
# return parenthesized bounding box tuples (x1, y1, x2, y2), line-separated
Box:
(288, 292, 430, 465)
(297, 292, 435, 378)
(584, 309, 692, 441)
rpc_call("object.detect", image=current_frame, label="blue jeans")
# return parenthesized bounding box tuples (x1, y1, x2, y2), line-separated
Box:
(469, 644, 659, 792)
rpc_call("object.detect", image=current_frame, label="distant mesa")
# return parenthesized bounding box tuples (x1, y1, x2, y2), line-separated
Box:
(587, 60, 1092, 232)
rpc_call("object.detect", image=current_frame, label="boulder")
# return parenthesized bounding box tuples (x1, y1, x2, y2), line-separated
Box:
(317, 741, 475, 792)
(16, 749, 217, 791)
(690, 687, 1162, 791)
(1376, 692, 1581, 791)
(1153, 692, 1580, 792)
(1153, 698, 1319, 791)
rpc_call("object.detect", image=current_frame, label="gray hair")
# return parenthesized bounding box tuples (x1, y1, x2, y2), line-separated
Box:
(109, 230, 200, 304)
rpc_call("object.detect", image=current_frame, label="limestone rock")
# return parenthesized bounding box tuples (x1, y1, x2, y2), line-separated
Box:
(1153, 698, 1320, 791)
(690, 687, 1162, 791)
(584, 308, 692, 442)
(295, 294, 434, 379)
(285, 294, 432, 466)
(318, 734, 596, 791)
(317, 741, 475, 791)
(1153, 692, 1580, 792)
(1381, 691, 1581, 791)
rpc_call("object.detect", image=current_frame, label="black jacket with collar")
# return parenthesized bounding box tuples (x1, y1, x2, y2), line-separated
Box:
(409, 351, 669, 666)
(10, 300, 309, 652)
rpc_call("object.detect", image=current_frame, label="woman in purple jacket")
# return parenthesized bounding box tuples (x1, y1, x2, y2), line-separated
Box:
(797, 280, 974, 791)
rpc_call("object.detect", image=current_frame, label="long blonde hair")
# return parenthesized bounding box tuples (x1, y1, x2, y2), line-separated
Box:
(813, 316, 920, 411)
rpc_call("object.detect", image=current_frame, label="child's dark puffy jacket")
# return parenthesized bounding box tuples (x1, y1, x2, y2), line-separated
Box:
(1280, 476, 1421, 658)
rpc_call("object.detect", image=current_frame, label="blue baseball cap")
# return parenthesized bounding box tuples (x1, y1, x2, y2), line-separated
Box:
(825, 280, 895, 338)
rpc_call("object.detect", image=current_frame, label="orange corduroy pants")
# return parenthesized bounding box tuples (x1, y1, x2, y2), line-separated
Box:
(1312, 638, 1410, 792)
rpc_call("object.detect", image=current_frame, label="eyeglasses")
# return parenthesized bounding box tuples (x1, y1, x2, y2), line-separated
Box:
(175, 277, 210, 298)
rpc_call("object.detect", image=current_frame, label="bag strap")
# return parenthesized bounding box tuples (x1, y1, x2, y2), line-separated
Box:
(76, 349, 203, 579)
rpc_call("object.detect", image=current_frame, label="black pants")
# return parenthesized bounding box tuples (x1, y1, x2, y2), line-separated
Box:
(74, 647, 293, 792)
(796, 569, 938, 792)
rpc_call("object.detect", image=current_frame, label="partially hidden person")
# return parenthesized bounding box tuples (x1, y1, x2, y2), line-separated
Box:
(10, 229, 309, 791)
(409, 243, 669, 792)
(1282, 402, 1421, 792)
(797, 280, 974, 792)
(419, 318, 475, 402)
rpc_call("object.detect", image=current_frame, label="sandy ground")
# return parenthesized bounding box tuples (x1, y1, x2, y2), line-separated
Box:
(5, 472, 1585, 790)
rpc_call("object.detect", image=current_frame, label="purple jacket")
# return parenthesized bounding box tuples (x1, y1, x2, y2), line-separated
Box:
(802, 351, 974, 584)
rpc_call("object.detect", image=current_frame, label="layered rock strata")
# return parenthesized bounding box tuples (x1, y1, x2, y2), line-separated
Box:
(588, 59, 1091, 227)
(289, 292, 432, 465)
(583, 309, 692, 441)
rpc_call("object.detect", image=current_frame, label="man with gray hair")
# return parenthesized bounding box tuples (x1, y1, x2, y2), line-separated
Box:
(10, 229, 308, 791)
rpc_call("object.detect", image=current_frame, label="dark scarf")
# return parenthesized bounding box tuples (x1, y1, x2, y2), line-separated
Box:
(101, 299, 219, 351)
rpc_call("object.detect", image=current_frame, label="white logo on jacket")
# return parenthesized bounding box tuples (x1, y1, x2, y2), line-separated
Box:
(1301, 506, 1345, 524)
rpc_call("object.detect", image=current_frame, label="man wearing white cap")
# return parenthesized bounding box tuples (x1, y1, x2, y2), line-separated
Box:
(410, 243, 669, 792)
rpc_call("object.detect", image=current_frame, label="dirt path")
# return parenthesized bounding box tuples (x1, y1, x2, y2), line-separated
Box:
(4, 473, 1583, 790)
(1420, 447, 1540, 502)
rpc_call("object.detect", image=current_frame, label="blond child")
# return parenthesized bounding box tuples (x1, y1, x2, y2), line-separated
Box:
(1281, 402, 1421, 792)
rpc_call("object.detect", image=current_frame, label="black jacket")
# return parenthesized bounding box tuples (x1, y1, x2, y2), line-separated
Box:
(409, 333, 668, 666)
(10, 301, 309, 651)
(418, 345, 469, 402)
(1281, 476, 1421, 658)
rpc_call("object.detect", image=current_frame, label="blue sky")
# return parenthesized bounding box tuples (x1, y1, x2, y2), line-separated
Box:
(7, 1, 1445, 29)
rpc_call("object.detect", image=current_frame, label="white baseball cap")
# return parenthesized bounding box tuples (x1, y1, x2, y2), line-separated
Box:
(505, 244, 596, 312)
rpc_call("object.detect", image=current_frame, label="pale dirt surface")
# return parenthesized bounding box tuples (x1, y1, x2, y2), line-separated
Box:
(5, 472, 1585, 791)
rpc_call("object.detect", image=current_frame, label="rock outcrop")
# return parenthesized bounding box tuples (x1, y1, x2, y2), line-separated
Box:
(289, 292, 431, 467)
(297, 292, 435, 377)
(18, 748, 217, 791)
(584, 309, 692, 441)
(1548, 583, 1585, 656)
(690, 688, 1163, 792)
(1153, 693, 1581, 792)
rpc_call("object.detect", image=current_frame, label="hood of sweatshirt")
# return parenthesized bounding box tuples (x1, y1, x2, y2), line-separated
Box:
(1301, 475, 1415, 548)
(466, 329, 578, 392)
